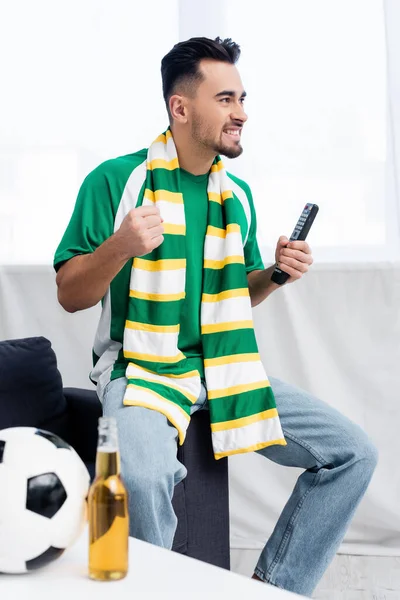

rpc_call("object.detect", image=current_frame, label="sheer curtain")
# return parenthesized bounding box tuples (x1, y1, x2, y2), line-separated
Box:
(384, 0, 400, 253)
(0, 0, 396, 266)
(0, 0, 179, 265)
(219, 0, 394, 263)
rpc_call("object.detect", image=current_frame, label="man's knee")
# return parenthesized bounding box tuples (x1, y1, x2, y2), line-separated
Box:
(363, 438, 379, 469)
(121, 458, 185, 498)
(353, 429, 379, 473)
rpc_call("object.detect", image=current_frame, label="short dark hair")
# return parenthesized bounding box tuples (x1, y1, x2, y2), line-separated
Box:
(161, 36, 241, 120)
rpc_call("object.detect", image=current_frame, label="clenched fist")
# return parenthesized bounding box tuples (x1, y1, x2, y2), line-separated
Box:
(116, 205, 164, 259)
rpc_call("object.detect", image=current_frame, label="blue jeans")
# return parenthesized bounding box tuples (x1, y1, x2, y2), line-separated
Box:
(101, 376, 378, 597)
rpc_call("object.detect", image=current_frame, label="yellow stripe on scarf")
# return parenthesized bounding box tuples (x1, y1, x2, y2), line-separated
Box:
(207, 380, 271, 400)
(133, 258, 186, 271)
(213, 438, 287, 460)
(204, 353, 260, 367)
(126, 384, 190, 420)
(202, 288, 249, 303)
(124, 351, 185, 363)
(128, 377, 197, 404)
(210, 161, 224, 173)
(129, 290, 185, 302)
(125, 320, 179, 333)
(203, 256, 245, 270)
(163, 223, 186, 235)
(206, 224, 241, 238)
(128, 364, 200, 379)
(208, 190, 233, 204)
(144, 189, 183, 204)
(211, 408, 279, 432)
(154, 130, 173, 144)
(201, 319, 253, 334)
(147, 158, 179, 171)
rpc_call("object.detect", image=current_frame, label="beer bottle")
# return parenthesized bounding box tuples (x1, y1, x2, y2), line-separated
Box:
(88, 416, 129, 581)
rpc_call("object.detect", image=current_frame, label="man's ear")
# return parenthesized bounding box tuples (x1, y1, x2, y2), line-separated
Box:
(169, 95, 188, 124)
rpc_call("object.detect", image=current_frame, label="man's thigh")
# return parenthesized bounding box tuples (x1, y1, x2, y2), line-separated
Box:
(257, 376, 377, 469)
(101, 377, 186, 484)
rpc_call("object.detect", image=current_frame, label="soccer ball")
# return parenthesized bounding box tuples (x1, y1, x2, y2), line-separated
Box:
(0, 427, 90, 573)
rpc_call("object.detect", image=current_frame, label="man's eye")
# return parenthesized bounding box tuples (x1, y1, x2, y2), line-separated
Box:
(220, 98, 230, 103)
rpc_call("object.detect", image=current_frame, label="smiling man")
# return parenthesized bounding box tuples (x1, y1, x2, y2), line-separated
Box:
(54, 37, 378, 597)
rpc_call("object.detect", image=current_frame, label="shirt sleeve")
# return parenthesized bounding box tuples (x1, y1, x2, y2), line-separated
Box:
(243, 184, 265, 274)
(53, 165, 116, 272)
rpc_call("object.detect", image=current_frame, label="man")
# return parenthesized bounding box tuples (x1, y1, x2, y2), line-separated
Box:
(54, 37, 378, 597)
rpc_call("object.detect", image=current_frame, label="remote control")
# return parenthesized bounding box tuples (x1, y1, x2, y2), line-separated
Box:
(271, 203, 319, 285)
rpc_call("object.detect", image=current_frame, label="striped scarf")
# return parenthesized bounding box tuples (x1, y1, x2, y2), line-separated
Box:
(122, 128, 286, 459)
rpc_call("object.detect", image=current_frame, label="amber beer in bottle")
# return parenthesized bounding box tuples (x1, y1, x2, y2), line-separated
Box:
(88, 416, 129, 580)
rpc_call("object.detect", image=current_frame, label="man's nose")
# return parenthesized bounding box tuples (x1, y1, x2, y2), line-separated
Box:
(231, 103, 248, 123)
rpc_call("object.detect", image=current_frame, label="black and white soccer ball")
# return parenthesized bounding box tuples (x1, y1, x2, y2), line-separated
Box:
(0, 427, 90, 573)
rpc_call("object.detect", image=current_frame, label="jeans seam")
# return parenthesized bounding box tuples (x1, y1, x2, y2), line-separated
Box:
(282, 427, 330, 467)
(265, 467, 323, 582)
(254, 567, 282, 588)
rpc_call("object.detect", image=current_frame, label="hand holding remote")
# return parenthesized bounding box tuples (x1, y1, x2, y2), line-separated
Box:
(271, 203, 318, 285)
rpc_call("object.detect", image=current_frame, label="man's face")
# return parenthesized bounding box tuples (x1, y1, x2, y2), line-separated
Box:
(186, 60, 248, 159)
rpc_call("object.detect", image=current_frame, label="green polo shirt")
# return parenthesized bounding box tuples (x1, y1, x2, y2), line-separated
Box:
(54, 150, 264, 386)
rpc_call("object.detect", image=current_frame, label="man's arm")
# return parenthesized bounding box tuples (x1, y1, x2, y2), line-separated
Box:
(247, 237, 314, 307)
(56, 205, 164, 313)
(56, 235, 131, 313)
(247, 265, 280, 308)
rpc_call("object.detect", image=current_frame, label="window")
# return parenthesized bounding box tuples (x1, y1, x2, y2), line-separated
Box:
(221, 0, 389, 262)
(0, 0, 179, 264)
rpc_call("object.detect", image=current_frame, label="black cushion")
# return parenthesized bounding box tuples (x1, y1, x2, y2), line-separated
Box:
(0, 337, 67, 430)
(171, 481, 187, 552)
(179, 410, 230, 569)
(62, 387, 102, 467)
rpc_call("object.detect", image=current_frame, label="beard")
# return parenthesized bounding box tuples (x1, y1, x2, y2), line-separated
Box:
(191, 111, 244, 159)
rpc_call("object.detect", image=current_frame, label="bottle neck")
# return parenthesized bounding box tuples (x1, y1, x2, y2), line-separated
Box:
(95, 416, 120, 478)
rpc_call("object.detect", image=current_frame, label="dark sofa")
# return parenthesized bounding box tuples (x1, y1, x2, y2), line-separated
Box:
(0, 336, 230, 569)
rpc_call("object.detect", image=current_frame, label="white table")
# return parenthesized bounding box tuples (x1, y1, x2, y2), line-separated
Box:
(1, 528, 306, 599)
